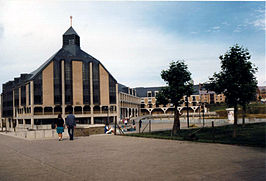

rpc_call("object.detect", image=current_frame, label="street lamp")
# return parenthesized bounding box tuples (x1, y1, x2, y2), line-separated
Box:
(186, 95, 189, 128)
(202, 103, 205, 127)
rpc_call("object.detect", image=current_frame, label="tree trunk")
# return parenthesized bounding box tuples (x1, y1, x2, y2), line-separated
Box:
(172, 106, 180, 136)
(233, 104, 238, 138)
(242, 105, 246, 127)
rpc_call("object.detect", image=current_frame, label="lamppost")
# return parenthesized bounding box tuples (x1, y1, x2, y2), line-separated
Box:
(199, 101, 201, 123)
(107, 106, 109, 125)
(202, 103, 205, 127)
(186, 95, 189, 128)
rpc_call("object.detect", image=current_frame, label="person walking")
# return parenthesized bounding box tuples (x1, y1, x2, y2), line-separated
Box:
(132, 119, 136, 130)
(138, 119, 142, 133)
(56, 114, 64, 141)
(66, 110, 76, 140)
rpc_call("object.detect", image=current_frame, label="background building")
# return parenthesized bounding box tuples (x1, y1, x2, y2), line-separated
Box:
(257, 86, 266, 102)
(118, 84, 141, 120)
(135, 84, 226, 116)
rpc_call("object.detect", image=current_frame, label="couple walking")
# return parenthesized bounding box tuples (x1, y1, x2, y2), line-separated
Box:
(55, 111, 76, 141)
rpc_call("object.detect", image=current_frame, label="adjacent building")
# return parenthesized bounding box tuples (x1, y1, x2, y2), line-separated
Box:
(257, 86, 266, 101)
(118, 84, 140, 120)
(135, 84, 226, 116)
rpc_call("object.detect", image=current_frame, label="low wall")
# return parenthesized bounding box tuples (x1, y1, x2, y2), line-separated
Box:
(74, 125, 105, 136)
(0, 124, 105, 140)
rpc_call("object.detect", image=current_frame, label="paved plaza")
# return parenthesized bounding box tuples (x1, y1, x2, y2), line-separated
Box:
(0, 134, 265, 181)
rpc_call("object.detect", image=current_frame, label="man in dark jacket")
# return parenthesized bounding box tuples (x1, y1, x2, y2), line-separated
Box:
(66, 110, 76, 140)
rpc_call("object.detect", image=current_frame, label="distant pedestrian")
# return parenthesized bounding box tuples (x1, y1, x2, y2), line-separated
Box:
(56, 114, 64, 141)
(132, 120, 136, 130)
(12, 119, 17, 132)
(139, 120, 142, 128)
(125, 119, 128, 126)
(66, 110, 76, 140)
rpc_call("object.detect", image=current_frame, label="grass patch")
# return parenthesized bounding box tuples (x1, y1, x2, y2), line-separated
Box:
(124, 122, 266, 147)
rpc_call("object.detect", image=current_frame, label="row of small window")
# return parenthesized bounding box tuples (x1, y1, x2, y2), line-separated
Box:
(147, 91, 159, 97)
(17, 107, 31, 114)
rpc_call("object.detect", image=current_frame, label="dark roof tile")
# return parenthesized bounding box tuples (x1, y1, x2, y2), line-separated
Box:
(63, 26, 79, 36)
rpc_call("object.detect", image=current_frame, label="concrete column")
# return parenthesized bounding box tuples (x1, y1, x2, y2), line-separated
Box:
(23, 119, 26, 128)
(31, 118, 34, 129)
(30, 81, 34, 129)
(13, 90, 15, 119)
(19, 87, 21, 107)
(6, 119, 9, 131)
(10, 119, 13, 130)
(127, 108, 129, 118)
(107, 105, 110, 124)
(119, 108, 122, 120)
(89, 62, 94, 124)
(61, 60, 66, 121)
(90, 106, 94, 125)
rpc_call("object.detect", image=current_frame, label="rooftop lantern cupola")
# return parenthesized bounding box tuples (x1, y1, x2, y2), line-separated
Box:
(63, 26, 80, 47)
(62, 16, 80, 55)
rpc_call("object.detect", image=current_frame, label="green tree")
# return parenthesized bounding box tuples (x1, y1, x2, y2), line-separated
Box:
(208, 45, 257, 137)
(156, 61, 193, 135)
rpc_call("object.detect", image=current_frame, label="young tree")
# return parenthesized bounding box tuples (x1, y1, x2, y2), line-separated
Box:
(156, 61, 193, 135)
(208, 45, 257, 137)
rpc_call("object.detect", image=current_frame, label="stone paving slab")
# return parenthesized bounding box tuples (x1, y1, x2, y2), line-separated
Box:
(0, 134, 265, 181)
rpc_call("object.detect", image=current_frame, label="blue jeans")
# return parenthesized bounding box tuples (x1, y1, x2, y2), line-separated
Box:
(68, 126, 74, 140)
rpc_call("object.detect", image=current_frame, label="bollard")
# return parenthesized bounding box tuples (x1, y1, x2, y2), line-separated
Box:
(114, 118, 117, 135)
(139, 120, 142, 134)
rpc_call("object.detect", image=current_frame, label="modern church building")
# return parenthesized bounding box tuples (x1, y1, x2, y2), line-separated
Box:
(0, 26, 140, 129)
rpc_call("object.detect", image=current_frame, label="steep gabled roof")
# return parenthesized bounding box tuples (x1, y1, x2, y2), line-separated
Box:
(135, 87, 163, 97)
(28, 50, 60, 80)
(26, 48, 117, 83)
(135, 85, 200, 97)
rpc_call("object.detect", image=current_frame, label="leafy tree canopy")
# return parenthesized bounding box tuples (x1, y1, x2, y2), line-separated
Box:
(208, 44, 257, 107)
(156, 61, 193, 107)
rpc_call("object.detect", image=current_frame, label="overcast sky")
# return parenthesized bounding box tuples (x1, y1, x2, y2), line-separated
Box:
(0, 1, 265, 93)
